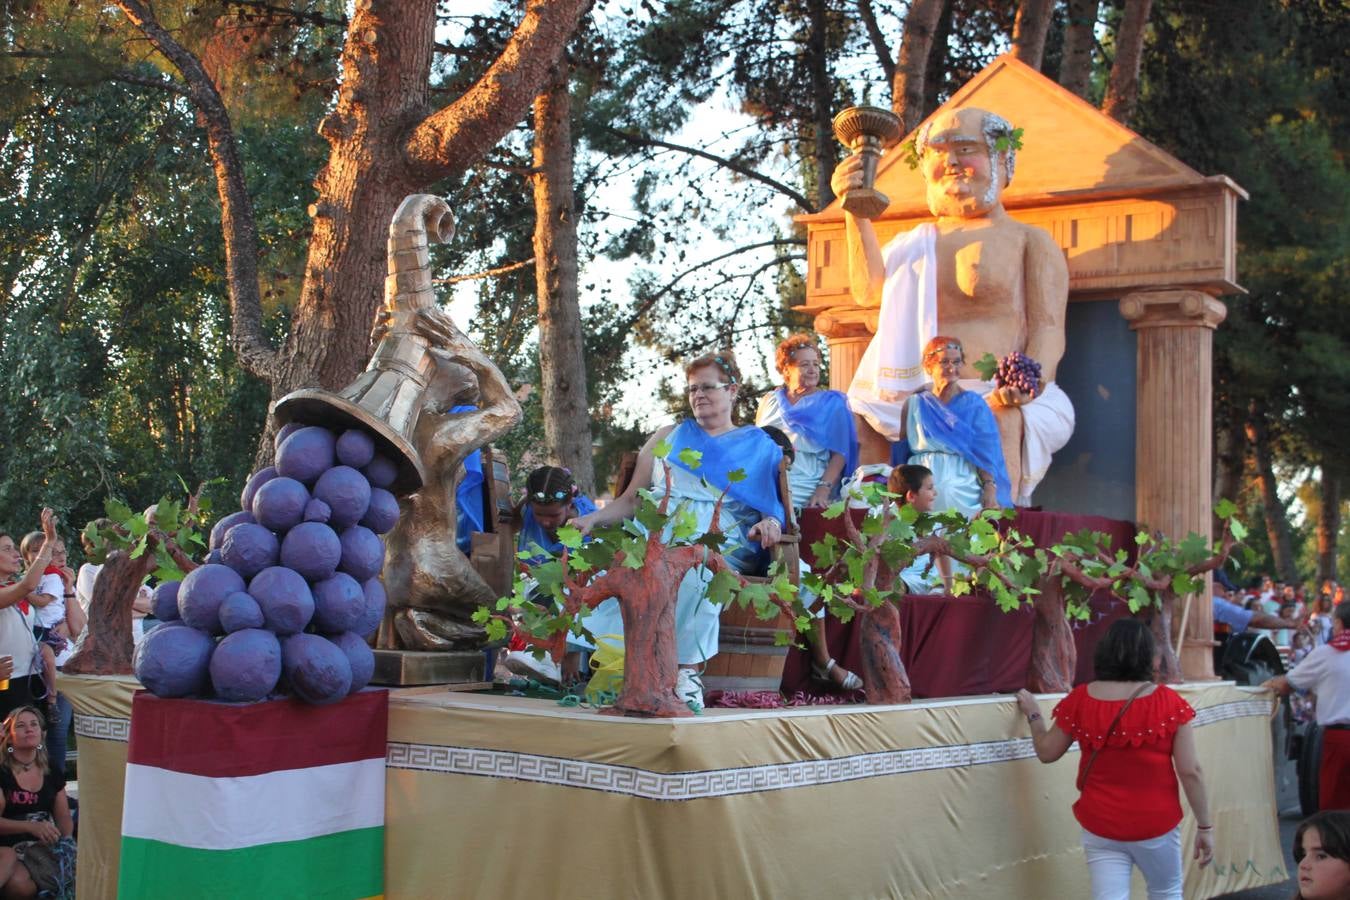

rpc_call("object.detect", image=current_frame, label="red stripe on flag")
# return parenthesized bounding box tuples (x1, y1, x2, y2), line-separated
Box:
(127, 689, 388, 777)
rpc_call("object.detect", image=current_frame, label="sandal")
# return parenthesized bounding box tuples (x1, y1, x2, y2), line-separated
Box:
(812, 658, 863, 691)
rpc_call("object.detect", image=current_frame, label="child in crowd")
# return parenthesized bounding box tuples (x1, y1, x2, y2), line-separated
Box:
(886, 464, 953, 594)
(1292, 810, 1350, 900)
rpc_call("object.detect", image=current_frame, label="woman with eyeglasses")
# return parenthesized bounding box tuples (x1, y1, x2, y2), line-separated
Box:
(755, 333, 859, 511)
(572, 352, 785, 708)
(892, 335, 1011, 517)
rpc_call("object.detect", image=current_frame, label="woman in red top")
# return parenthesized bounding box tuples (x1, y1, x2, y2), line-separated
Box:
(1016, 618, 1214, 899)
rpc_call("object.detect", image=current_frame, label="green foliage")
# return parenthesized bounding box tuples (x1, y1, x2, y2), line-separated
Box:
(85, 486, 211, 583)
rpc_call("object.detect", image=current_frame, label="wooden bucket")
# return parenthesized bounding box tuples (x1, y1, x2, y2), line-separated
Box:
(701, 602, 795, 692)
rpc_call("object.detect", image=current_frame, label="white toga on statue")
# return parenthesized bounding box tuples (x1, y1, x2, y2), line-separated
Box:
(846, 224, 1075, 505)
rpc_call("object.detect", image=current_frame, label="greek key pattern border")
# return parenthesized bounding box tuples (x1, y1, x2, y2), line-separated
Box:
(73, 714, 130, 743)
(384, 698, 1268, 802)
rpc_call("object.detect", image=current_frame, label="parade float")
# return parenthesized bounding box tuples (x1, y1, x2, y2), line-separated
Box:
(59, 56, 1287, 900)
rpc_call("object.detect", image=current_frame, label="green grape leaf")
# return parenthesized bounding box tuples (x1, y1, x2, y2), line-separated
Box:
(677, 448, 703, 468)
(1229, 518, 1248, 541)
(485, 618, 508, 642)
(556, 525, 584, 550)
(105, 499, 133, 524)
(726, 468, 746, 483)
(471, 607, 491, 624)
(972, 352, 998, 381)
(1213, 498, 1238, 520)
(822, 500, 847, 520)
(652, 439, 673, 459)
(706, 569, 740, 608)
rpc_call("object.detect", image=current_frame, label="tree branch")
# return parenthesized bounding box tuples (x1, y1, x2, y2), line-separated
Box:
(113, 0, 279, 381)
(403, 0, 592, 182)
(856, 0, 895, 84)
(604, 127, 813, 210)
(432, 257, 536, 284)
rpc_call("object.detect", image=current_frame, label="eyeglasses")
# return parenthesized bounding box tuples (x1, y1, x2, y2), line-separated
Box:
(687, 382, 732, 396)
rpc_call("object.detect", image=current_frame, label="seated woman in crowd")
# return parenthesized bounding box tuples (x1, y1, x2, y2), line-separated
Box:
(0, 705, 76, 899)
(0, 512, 57, 721)
(503, 466, 598, 686)
(887, 464, 953, 594)
(755, 333, 858, 510)
(892, 336, 1011, 517)
(573, 352, 784, 708)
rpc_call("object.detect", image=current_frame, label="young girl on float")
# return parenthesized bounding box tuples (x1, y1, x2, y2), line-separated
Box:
(502, 466, 599, 686)
(885, 464, 954, 594)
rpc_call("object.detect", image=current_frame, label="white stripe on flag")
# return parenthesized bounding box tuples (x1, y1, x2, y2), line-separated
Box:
(121, 758, 384, 850)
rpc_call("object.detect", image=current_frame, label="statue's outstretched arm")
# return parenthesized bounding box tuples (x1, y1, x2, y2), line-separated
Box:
(831, 157, 885, 307)
(413, 307, 522, 457)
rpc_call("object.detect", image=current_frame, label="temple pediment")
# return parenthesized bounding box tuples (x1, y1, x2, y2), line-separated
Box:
(798, 53, 1246, 305)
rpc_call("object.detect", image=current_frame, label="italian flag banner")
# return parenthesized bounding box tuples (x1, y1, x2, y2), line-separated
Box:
(118, 689, 388, 899)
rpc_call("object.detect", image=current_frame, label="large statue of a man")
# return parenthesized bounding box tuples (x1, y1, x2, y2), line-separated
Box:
(831, 107, 1074, 504)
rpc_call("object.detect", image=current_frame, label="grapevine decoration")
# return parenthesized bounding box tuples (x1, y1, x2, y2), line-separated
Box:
(804, 484, 1043, 703)
(476, 443, 804, 718)
(898, 126, 1025, 170)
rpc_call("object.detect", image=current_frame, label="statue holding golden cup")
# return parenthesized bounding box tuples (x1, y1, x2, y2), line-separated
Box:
(831, 105, 903, 219)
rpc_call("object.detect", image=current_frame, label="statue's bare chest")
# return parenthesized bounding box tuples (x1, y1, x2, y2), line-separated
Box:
(934, 227, 1027, 320)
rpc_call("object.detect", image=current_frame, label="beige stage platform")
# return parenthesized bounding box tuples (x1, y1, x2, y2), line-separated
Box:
(62, 675, 1286, 899)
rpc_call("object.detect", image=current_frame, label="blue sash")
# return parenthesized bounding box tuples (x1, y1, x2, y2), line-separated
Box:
(776, 388, 859, 476)
(517, 495, 598, 562)
(891, 390, 1012, 507)
(452, 405, 486, 553)
(666, 420, 785, 522)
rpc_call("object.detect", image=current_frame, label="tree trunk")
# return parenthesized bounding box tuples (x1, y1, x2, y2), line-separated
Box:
(1213, 414, 1246, 537)
(892, 0, 947, 133)
(920, 0, 953, 121)
(1059, 0, 1100, 98)
(1011, 0, 1055, 70)
(1317, 463, 1341, 586)
(1102, 0, 1153, 126)
(857, 601, 912, 704)
(63, 548, 158, 676)
(532, 68, 597, 496)
(1149, 596, 1182, 684)
(1027, 577, 1076, 693)
(604, 585, 692, 719)
(1246, 405, 1298, 583)
(806, 0, 837, 209)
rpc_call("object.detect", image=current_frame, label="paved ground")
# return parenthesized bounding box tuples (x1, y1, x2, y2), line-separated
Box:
(1212, 806, 1300, 899)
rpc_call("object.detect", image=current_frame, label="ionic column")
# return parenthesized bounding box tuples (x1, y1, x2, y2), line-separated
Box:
(1119, 290, 1227, 681)
(815, 307, 890, 464)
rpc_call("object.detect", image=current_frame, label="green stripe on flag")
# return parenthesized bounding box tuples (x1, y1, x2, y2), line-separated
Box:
(118, 827, 384, 899)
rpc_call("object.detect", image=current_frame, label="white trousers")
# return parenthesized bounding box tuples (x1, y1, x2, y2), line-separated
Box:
(1081, 826, 1183, 900)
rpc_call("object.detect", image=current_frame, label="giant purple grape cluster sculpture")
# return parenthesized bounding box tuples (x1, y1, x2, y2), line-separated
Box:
(135, 424, 398, 705)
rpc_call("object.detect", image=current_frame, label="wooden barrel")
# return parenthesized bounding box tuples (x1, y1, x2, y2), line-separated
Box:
(701, 602, 795, 692)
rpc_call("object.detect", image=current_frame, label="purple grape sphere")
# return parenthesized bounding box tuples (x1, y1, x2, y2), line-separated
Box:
(311, 573, 365, 634)
(338, 526, 385, 582)
(303, 498, 332, 524)
(248, 566, 315, 635)
(252, 477, 310, 533)
(135, 623, 215, 698)
(151, 581, 182, 622)
(359, 488, 399, 535)
(362, 454, 398, 489)
(220, 523, 280, 580)
(276, 426, 337, 485)
(274, 422, 303, 447)
(209, 510, 256, 552)
(313, 466, 372, 529)
(336, 429, 376, 469)
(328, 631, 375, 694)
(210, 628, 282, 702)
(205, 549, 224, 565)
(178, 564, 246, 635)
(282, 633, 352, 704)
(355, 578, 386, 639)
(279, 522, 342, 582)
(219, 591, 265, 634)
(239, 466, 278, 514)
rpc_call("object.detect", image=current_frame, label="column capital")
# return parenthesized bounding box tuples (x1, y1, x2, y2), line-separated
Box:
(1119, 290, 1227, 331)
(814, 305, 879, 339)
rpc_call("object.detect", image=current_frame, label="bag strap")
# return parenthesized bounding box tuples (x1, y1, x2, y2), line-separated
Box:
(1076, 682, 1152, 793)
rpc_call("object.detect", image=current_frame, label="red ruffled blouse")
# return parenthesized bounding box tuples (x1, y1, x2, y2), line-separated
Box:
(1052, 684, 1196, 841)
